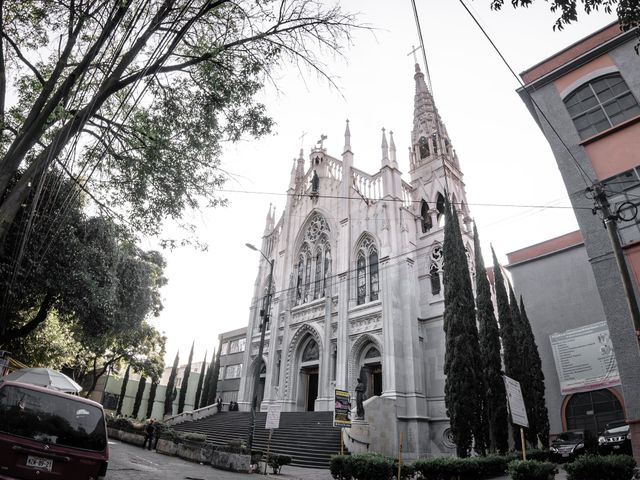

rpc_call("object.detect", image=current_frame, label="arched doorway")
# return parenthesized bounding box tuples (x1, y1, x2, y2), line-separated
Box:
(298, 338, 320, 411)
(360, 346, 382, 398)
(564, 388, 624, 434)
(256, 362, 267, 410)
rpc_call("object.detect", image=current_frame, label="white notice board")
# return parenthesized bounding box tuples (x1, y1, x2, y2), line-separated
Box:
(503, 375, 529, 428)
(265, 403, 282, 430)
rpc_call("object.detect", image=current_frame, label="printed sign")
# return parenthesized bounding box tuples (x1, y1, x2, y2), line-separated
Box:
(550, 321, 621, 395)
(504, 375, 529, 428)
(334, 389, 351, 428)
(265, 403, 282, 430)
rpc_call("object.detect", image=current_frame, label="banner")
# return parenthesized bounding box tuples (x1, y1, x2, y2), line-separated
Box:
(550, 321, 621, 395)
(334, 389, 351, 428)
(504, 375, 529, 428)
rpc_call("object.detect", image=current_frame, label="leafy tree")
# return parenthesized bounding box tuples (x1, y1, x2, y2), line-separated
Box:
(205, 345, 222, 406)
(177, 342, 194, 414)
(116, 364, 131, 415)
(492, 247, 521, 449)
(193, 351, 207, 410)
(490, 0, 640, 31)
(473, 224, 509, 454)
(164, 351, 179, 417)
(0, 0, 361, 246)
(132, 376, 147, 419)
(146, 378, 159, 419)
(520, 295, 551, 447)
(442, 199, 484, 458)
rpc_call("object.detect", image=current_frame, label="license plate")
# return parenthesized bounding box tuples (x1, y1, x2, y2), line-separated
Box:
(614, 445, 621, 449)
(562, 453, 569, 457)
(26, 456, 53, 471)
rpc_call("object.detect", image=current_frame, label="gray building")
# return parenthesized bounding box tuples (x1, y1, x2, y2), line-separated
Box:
(216, 327, 248, 405)
(518, 22, 640, 458)
(507, 231, 625, 437)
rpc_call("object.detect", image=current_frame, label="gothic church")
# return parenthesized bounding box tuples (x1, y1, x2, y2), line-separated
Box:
(237, 64, 475, 457)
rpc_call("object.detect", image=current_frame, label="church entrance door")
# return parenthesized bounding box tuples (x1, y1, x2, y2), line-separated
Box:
(302, 367, 319, 411)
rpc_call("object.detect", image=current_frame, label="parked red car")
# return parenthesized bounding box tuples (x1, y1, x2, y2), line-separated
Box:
(0, 380, 108, 479)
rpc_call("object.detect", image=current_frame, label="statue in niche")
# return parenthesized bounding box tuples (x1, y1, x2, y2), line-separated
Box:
(355, 377, 366, 420)
(310, 170, 319, 197)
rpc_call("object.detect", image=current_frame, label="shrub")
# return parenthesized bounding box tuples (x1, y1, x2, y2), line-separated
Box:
(350, 453, 394, 480)
(267, 454, 292, 474)
(525, 450, 551, 462)
(564, 454, 636, 480)
(393, 460, 416, 479)
(331, 455, 354, 480)
(507, 460, 556, 480)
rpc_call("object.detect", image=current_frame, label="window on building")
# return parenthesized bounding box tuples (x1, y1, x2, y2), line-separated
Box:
(224, 364, 242, 379)
(218, 367, 225, 380)
(564, 73, 640, 140)
(356, 237, 379, 306)
(295, 214, 332, 306)
(357, 253, 366, 305)
(228, 338, 246, 354)
(314, 250, 322, 299)
(296, 255, 304, 305)
(304, 252, 312, 302)
(369, 250, 379, 301)
(418, 136, 430, 159)
(421, 200, 432, 233)
(323, 248, 332, 297)
(565, 389, 624, 434)
(302, 339, 319, 362)
(220, 342, 229, 355)
(436, 193, 446, 227)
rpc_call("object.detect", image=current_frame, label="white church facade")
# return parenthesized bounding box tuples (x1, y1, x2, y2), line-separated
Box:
(237, 64, 475, 457)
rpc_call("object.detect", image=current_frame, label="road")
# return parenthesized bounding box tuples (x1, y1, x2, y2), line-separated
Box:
(106, 440, 333, 480)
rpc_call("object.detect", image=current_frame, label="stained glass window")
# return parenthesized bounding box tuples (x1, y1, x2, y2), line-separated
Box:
(421, 200, 432, 233)
(296, 257, 304, 305)
(323, 247, 331, 297)
(304, 253, 311, 302)
(369, 250, 379, 301)
(357, 253, 366, 305)
(302, 339, 319, 362)
(314, 250, 322, 299)
(430, 262, 441, 295)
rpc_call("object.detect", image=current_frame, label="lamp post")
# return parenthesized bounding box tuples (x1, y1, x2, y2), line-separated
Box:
(245, 243, 274, 453)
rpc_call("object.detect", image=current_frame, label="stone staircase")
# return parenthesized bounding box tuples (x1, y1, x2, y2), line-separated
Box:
(171, 411, 343, 468)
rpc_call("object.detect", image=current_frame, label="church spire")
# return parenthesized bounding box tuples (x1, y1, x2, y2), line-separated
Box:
(389, 130, 397, 169)
(381, 128, 389, 167)
(263, 203, 272, 235)
(295, 148, 305, 191)
(343, 119, 351, 153)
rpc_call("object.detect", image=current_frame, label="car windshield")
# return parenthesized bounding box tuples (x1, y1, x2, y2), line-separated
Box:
(0, 385, 106, 452)
(557, 432, 583, 442)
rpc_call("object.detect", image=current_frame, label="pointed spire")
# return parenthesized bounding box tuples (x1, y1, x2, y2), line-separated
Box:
(389, 130, 397, 169)
(343, 119, 351, 153)
(295, 148, 305, 183)
(263, 203, 272, 235)
(381, 128, 389, 166)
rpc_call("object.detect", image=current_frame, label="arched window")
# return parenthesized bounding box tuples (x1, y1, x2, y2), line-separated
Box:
(564, 73, 640, 140)
(357, 253, 366, 305)
(421, 200, 432, 233)
(295, 214, 332, 306)
(429, 245, 443, 296)
(369, 250, 379, 301)
(436, 193, 446, 227)
(432, 133, 438, 155)
(418, 136, 430, 159)
(314, 249, 322, 300)
(355, 236, 379, 306)
(302, 339, 319, 362)
(323, 247, 332, 297)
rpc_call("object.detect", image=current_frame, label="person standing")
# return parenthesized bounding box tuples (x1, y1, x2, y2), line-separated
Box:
(143, 419, 155, 450)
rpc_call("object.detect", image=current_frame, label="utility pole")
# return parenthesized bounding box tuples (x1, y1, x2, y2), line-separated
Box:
(246, 243, 274, 453)
(591, 183, 640, 344)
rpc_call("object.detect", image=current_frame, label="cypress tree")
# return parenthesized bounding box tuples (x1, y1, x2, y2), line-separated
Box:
(507, 282, 529, 444)
(520, 296, 550, 447)
(116, 364, 130, 416)
(193, 351, 207, 410)
(146, 378, 158, 419)
(206, 346, 222, 406)
(131, 376, 146, 419)
(164, 352, 179, 417)
(178, 342, 194, 414)
(473, 225, 509, 454)
(200, 354, 214, 408)
(442, 199, 484, 458)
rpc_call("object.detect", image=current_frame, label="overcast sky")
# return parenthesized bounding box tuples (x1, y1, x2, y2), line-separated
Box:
(145, 1, 616, 367)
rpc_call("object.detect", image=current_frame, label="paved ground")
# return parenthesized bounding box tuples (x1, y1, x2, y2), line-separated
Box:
(107, 440, 334, 480)
(107, 440, 568, 480)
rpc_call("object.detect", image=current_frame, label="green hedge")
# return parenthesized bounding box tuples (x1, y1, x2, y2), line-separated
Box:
(507, 460, 556, 480)
(330, 454, 395, 480)
(413, 455, 512, 479)
(564, 454, 636, 480)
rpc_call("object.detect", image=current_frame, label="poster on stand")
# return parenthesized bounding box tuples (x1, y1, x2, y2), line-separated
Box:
(265, 403, 282, 430)
(334, 389, 351, 428)
(504, 375, 529, 428)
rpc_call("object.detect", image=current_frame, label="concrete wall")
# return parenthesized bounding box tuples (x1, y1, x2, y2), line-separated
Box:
(508, 243, 624, 434)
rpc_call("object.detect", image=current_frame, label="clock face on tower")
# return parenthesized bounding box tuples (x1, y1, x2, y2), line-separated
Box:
(419, 136, 430, 159)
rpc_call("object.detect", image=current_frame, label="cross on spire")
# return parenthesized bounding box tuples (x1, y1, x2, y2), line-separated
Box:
(407, 44, 421, 64)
